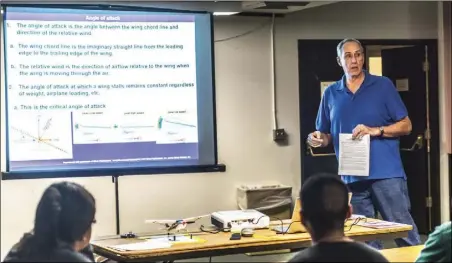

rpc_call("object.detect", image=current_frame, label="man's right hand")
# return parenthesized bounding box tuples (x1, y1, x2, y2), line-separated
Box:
(307, 131, 328, 148)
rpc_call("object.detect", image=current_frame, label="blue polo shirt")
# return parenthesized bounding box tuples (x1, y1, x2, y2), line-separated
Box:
(316, 71, 408, 184)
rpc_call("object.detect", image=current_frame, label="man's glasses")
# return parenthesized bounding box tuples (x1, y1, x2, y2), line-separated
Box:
(343, 51, 363, 62)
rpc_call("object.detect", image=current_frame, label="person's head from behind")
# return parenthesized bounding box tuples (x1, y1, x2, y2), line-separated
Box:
(32, 181, 96, 252)
(336, 38, 365, 79)
(300, 173, 352, 241)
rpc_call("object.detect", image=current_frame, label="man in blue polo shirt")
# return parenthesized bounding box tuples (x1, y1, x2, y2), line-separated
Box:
(307, 38, 421, 249)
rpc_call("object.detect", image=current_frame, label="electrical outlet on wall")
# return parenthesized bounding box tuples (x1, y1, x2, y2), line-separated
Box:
(273, 128, 288, 143)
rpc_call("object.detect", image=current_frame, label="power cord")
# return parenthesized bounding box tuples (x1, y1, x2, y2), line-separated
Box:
(252, 215, 283, 226)
(253, 215, 367, 234)
(252, 215, 296, 235)
(345, 217, 367, 232)
(198, 215, 367, 235)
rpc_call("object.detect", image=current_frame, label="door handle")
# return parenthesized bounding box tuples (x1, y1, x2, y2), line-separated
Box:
(306, 145, 336, 157)
(401, 134, 424, 151)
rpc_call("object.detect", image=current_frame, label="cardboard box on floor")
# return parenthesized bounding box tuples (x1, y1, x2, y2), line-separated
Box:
(237, 184, 293, 220)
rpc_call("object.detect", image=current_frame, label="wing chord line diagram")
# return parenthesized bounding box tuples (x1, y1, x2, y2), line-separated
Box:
(9, 113, 73, 161)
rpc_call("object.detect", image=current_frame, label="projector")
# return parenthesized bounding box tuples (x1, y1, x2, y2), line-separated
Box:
(211, 209, 270, 231)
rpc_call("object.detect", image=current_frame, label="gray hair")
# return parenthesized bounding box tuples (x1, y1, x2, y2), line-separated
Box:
(336, 38, 364, 57)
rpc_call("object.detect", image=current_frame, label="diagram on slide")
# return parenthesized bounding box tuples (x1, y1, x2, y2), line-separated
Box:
(8, 112, 73, 161)
(72, 111, 198, 144)
(72, 111, 158, 144)
(156, 111, 198, 144)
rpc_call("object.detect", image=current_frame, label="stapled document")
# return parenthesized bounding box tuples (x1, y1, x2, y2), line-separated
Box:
(109, 240, 171, 251)
(338, 133, 370, 176)
(357, 221, 409, 229)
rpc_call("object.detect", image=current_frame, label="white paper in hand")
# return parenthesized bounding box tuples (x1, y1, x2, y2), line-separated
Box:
(338, 133, 370, 176)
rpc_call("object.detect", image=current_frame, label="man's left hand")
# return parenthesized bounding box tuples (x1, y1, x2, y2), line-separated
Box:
(352, 124, 381, 139)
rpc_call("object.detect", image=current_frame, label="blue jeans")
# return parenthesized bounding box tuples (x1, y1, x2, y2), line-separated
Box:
(348, 177, 421, 249)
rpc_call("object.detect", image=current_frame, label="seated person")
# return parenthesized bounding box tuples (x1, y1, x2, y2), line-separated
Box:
(415, 221, 451, 262)
(4, 182, 96, 262)
(80, 245, 95, 262)
(289, 173, 388, 262)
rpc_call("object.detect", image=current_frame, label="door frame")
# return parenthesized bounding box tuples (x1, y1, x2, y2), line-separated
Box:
(298, 39, 441, 231)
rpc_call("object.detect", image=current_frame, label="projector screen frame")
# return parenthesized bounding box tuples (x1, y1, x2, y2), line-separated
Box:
(0, 3, 225, 180)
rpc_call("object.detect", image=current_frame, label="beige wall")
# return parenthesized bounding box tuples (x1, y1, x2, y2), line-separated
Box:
(440, 2, 452, 154)
(438, 1, 451, 222)
(1, 1, 449, 259)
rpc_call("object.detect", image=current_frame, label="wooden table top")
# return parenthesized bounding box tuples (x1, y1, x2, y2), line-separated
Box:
(380, 245, 424, 262)
(92, 219, 413, 262)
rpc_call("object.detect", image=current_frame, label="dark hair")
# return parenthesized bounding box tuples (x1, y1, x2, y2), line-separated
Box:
(300, 173, 349, 239)
(336, 38, 364, 57)
(19, 182, 96, 254)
